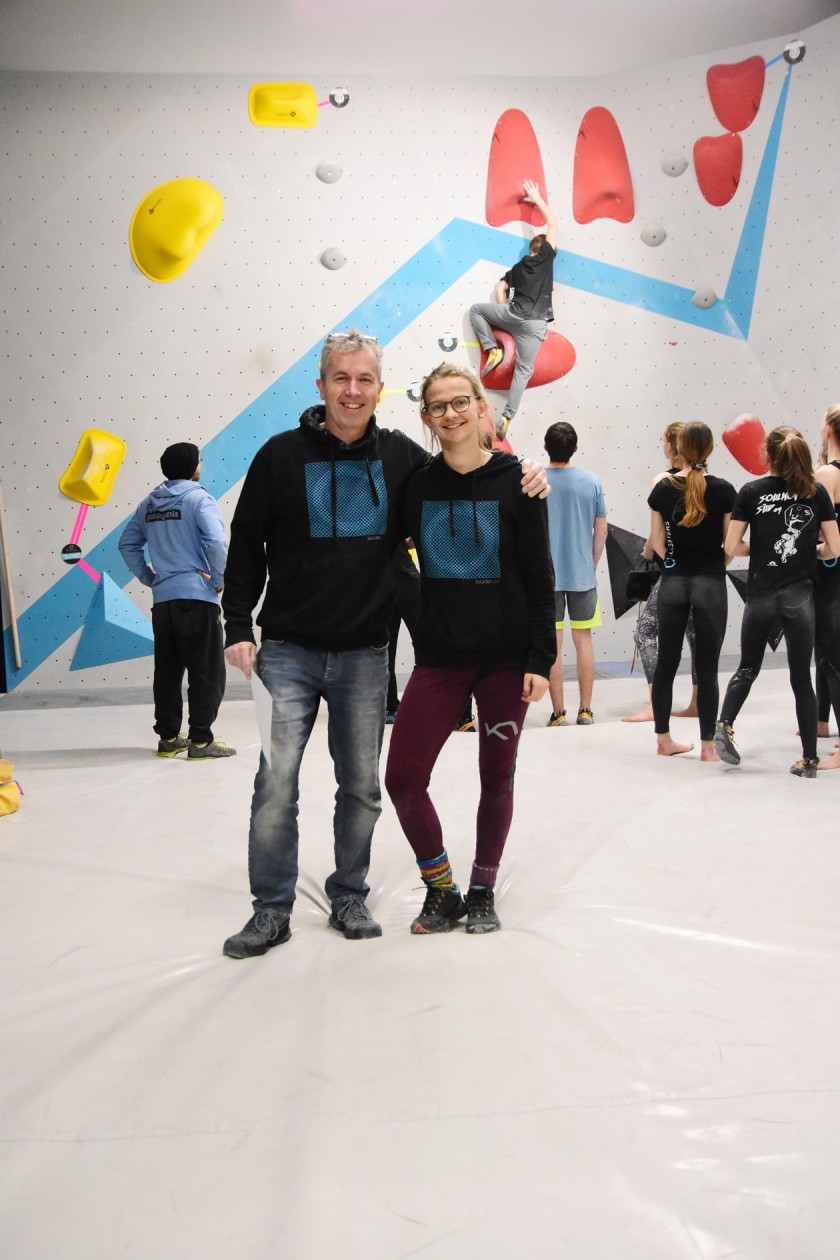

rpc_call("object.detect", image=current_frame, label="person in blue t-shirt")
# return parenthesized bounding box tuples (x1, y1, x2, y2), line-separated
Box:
(543, 422, 607, 727)
(119, 442, 233, 761)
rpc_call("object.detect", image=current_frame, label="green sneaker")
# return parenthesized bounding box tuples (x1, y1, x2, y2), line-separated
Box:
(157, 734, 188, 758)
(188, 739, 237, 760)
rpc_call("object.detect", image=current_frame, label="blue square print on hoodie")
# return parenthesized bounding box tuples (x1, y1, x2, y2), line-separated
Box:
(421, 500, 500, 579)
(305, 460, 388, 538)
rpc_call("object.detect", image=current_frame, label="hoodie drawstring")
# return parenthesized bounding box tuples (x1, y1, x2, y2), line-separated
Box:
(448, 468, 480, 544)
(328, 449, 380, 539)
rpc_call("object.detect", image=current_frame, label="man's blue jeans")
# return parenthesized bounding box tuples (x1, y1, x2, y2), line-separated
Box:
(248, 640, 388, 914)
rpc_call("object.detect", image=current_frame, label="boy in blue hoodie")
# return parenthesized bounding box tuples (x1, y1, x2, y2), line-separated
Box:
(119, 442, 234, 760)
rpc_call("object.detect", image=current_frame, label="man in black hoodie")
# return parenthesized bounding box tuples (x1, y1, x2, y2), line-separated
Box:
(221, 330, 546, 958)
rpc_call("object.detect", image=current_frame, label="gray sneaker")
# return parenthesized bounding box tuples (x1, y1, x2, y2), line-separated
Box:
(157, 733, 188, 758)
(223, 910, 291, 958)
(328, 897, 382, 940)
(188, 739, 237, 760)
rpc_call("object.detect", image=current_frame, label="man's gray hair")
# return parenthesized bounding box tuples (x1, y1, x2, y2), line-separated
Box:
(319, 329, 383, 379)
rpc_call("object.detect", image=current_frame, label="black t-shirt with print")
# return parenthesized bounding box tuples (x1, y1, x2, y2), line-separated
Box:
(731, 475, 835, 592)
(503, 240, 556, 323)
(648, 474, 737, 575)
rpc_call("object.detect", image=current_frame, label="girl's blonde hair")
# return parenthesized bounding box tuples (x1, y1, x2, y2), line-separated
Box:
(666, 420, 714, 527)
(823, 403, 840, 447)
(661, 421, 683, 455)
(765, 425, 816, 499)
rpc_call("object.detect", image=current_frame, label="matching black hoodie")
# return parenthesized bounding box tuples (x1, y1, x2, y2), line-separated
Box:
(222, 406, 555, 677)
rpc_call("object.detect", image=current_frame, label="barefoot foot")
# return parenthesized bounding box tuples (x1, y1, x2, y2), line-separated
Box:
(657, 735, 694, 756)
(700, 740, 720, 762)
(672, 703, 699, 718)
(817, 750, 840, 770)
(623, 707, 654, 723)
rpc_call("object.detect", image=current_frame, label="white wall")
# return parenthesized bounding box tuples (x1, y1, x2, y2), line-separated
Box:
(2, 15, 839, 694)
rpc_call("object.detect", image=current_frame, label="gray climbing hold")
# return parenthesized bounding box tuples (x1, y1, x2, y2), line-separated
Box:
(316, 162, 342, 184)
(438, 332, 459, 352)
(692, 288, 717, 309)
(406, 382, 423, 402)
(641, 224, 666, 247)
(320, 248, 346, 270)
(784, 40, 805, 64)
(329, 88, 350, 108)
(661, 154, 688, 177)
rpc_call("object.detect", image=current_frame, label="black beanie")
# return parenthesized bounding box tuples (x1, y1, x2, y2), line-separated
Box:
(160, 442, 200, 480)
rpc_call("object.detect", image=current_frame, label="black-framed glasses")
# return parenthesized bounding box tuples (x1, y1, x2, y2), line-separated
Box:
(423, 394, 473, 419)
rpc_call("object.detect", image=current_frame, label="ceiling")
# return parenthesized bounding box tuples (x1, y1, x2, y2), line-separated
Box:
(1, 0, 839, 77)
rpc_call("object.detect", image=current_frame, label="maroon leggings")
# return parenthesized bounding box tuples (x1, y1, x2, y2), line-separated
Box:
(384, 666, 528, 868)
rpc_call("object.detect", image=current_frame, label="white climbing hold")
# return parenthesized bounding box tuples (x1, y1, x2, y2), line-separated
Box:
(661, 154, 688, 177)
(320, 248, 346, 270)
(316, 162, 342, 184)
(641, 224, 666, 247)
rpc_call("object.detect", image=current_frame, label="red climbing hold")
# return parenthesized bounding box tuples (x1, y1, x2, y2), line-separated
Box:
(492, 432, 515, 454)
(722, 413, 769, 475)
(486, 110, 548, 228)
(573, 107, 634, 225)
(480, 329, 576, 391)
(707, 56, 765, 133)
(693, 133, 743, 207)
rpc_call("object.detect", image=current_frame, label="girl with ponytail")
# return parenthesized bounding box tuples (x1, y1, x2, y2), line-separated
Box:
(714, 425, 840, 777)
(624, 422, 699, 723)
(647, 421, 736, 758)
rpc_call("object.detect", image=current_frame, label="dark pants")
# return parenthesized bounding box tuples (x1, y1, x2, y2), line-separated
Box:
(652, 574, 727, 741)
(385, 666, 527, 871)
(386, 563, 421, 713)
(815, 565, 840, 733)
(720, 578, 817, 759)
(152, 599, 225, 745)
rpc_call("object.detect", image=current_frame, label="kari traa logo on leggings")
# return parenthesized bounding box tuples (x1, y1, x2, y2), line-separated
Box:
(305, 460, 388, 538)
(420, 500, 500, 579)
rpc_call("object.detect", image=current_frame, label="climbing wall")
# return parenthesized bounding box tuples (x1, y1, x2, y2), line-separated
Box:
(2, 14, 839, 693)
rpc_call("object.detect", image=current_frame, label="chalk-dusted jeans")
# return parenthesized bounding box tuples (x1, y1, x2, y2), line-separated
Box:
(247, 640, 387, 915)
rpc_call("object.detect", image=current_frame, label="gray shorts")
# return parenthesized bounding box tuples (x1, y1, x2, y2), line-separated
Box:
(554, 588, 601, 629)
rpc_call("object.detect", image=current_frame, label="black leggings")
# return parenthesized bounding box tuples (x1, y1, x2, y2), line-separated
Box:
(652, 574, 727, 740)
(815, 564, 840, 733)
(720, 578, 817, 759)
(634, 577, 698, 686)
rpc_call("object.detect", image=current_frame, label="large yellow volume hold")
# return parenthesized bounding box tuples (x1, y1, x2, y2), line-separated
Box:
(129, 178, 224, 283)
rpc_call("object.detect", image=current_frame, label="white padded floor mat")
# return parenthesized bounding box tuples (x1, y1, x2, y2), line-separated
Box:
(1, 671, 837, 1259)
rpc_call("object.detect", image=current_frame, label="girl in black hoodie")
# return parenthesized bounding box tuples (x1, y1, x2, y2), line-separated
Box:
(385, 364, 555, 936)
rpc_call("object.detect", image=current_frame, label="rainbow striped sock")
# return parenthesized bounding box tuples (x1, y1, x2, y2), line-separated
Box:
(418, 851, 456, 889)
